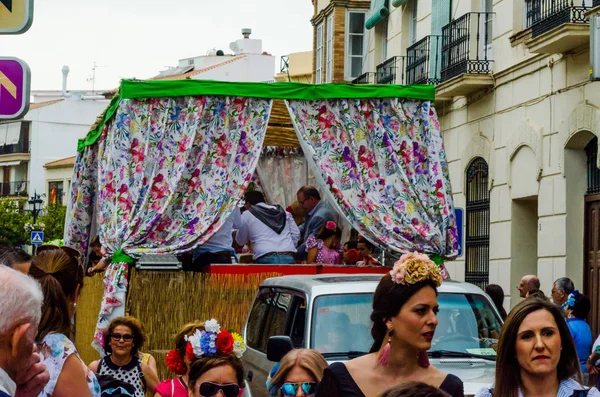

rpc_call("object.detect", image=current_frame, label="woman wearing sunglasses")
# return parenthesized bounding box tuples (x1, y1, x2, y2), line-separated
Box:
(267, 349, 328, 397)
(30, 246, 102, 397)
(182, 319, 246, 397)
(89, 316, 159, 397)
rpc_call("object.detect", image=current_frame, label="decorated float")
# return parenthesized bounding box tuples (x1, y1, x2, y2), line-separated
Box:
(64, 80, 459, 376)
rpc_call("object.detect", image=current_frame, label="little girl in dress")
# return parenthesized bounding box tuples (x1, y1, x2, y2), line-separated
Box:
(306, 221, 343, 264)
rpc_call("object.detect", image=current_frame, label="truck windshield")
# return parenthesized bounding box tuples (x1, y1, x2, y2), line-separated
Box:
(310, 293, 501, 359)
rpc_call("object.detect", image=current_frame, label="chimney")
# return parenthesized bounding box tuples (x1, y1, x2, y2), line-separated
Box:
(242, 28, 251, 39)
(61, 65, 70, 97)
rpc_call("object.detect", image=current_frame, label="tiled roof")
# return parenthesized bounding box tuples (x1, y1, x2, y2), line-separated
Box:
(30, 99, 64, 109)
(44, 156, 76, 168)
(151, 55, 247, 81)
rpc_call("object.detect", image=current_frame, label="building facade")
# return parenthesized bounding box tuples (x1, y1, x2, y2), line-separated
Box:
(275, 51, 313, 83)
(332, 0, 600, 321)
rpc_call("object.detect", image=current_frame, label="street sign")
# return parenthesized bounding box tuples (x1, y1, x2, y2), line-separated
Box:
(455, 207, 464, 257)
(0, 0, 34, 35)
(0, 57, 30, 119)
(31, 231, 44, 245)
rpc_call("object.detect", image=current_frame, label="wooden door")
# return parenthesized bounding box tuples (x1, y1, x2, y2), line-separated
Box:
(585, 196, 600, 337)
(1, 167, 9, 196)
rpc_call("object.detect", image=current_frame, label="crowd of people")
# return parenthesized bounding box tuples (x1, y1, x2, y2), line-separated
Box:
(3, 244, 600, 397)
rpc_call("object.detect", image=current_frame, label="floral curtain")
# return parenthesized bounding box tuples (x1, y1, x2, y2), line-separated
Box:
(65, 95, 271, 352)
(286, 98, 459, 261)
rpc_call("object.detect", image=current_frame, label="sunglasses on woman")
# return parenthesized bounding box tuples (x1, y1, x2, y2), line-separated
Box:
(280, 382, 318, 397)
(110, 333, 134, 342)
(199, 382, 240, 397)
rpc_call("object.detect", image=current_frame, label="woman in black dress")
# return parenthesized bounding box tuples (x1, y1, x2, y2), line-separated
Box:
(316, 253, 464, 397)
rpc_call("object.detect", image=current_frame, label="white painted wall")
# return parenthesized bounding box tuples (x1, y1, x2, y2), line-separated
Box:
(25, 99, 108, 200)
(193, 54, 276, 82)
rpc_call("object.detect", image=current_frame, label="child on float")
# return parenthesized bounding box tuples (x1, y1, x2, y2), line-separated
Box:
(305, 221, 343, 265)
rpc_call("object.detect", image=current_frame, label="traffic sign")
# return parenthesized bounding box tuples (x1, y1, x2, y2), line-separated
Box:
(455, 207, 464, 257)
(0, 0, 34, 35)
(0, 57, 30, 119)
(31, 231, 44, 245)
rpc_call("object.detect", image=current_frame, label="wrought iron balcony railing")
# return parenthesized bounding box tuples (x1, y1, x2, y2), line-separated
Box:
(352, 72, 374, 84)
(441, 12, 494, 83)
(406, 35, 443, 85)
(0, 123, 29, 156)
(525, 0, 592, 38)
(376, 56, 408, 84)
(0, 181, 28, 197)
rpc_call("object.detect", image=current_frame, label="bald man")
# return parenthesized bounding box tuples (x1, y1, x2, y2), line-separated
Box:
(517, 275, 541, 298)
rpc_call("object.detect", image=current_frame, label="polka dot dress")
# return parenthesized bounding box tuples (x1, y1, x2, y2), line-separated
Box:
(97, 356, 145, 397)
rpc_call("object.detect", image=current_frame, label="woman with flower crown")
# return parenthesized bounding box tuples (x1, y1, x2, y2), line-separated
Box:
(315, 252, 464, 397)
(154, 319, 246, 397)
(305, 221, 343, 265)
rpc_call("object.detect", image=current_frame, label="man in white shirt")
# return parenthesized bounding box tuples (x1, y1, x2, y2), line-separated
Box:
(236, 191, 300, 264)
(0, 265, 49, 397)
(189, 207, 243, 271)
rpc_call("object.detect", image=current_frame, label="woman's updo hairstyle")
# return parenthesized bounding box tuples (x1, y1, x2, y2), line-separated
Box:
(369, 276, 438, 352)
(369, 252, 443, 353)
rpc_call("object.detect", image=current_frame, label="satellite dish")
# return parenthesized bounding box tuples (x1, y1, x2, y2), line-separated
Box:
(229, 42, 239, 53)
(207, 49, 217, 56)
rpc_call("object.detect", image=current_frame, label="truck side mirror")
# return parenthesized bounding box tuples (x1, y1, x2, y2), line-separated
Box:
(267, 336, 294, 362)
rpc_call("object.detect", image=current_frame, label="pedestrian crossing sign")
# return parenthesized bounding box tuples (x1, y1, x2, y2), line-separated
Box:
(31, 231, 44, 245)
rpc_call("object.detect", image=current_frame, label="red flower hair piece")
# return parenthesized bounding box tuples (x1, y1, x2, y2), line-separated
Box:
(165, 349, 187, 375)
(185, 341, 195, 362)
(216, 330, 235, 355)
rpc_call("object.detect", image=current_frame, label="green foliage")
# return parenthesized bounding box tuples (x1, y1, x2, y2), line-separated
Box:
(39, 204, 67, 241)
(0, 198, 31, 246)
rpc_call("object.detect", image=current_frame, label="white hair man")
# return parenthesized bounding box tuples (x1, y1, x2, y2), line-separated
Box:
(0, 265, 49, 397)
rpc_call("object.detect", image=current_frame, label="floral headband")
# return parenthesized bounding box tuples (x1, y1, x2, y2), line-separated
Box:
(389, 252, 443, 287)
(567, 290, 580, 307)
(165, 319, 246, 375)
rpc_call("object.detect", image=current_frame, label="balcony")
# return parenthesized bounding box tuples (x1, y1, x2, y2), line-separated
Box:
(436, 12, 495, 99)
(352, 72, 375, 84)
(375, 56, 408, 84)
(525, 0, 592, 54)
(406, 36, 443, 85)
(0, 122, 30, 156)
(0, 181, 28, 197)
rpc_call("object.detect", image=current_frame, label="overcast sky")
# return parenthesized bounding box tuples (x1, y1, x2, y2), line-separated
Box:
(0, 0, 314, 91)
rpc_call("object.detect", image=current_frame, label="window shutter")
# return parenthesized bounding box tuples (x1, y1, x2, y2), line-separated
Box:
(430, 0, 451, 81)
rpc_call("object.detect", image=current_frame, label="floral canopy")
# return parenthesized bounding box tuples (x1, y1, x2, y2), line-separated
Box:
(64, 79, 458, 352)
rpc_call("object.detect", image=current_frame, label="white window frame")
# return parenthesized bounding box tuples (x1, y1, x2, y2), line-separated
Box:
(480, 0, 493, 60)
(316, 23, 324, 84)
(382, 21, 388, 62)
(326, 15, 334, 83)
(409, 0, 418, 45)
(345, 9, 368, 81)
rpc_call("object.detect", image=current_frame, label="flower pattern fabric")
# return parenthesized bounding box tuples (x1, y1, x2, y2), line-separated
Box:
(37, 333, 101, 397)
(286, 98, 458, 258)
(65, 95, 271, 353)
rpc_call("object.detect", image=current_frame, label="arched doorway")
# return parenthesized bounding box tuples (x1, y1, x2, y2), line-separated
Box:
(465, 157, 490, 289)
(585, 137, 600, 335)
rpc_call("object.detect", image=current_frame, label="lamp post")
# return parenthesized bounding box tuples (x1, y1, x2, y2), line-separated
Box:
(28, 191, 43, 254)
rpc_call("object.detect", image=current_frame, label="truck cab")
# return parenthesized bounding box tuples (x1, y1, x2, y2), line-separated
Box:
(242, 274, 501, 397)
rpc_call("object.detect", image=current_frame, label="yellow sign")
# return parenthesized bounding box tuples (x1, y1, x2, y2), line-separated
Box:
(0, 0, 34, 34)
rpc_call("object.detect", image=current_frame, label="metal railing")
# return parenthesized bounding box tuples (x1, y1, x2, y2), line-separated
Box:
(375, 56, 408, 84)
(0, 131, 29, 156)
(406, 35, 443, 85)
(441, 12, 494, 83)
(525, 0, 592, 38)
(0, 181, 28, 197)
(352, 72, 374, 84)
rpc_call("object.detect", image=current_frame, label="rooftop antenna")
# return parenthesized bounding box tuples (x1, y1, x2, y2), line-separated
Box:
(86, 61, 106, 95)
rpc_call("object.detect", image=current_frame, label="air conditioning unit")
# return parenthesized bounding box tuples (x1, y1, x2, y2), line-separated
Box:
(136, 254, 182, 271)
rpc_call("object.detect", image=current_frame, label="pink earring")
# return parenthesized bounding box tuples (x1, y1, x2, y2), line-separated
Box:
(377, 329, 393, 366)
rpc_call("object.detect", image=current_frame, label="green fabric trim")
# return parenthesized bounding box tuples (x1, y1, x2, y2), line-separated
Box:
(391, 0, 408, 7)
(77, 94, 121, 152)
(119, 79, 434, 101)
(430, 254, 444, 265)
(366, 0, 389, 29)
(111, 249, 135, 264)
(76, 80, 435, 152)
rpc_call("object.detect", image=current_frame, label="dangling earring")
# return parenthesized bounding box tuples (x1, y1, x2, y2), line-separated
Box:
(377, 329, 393, 367)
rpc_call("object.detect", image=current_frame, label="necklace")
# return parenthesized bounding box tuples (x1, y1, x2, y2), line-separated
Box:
(179, 376, 188, 390)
